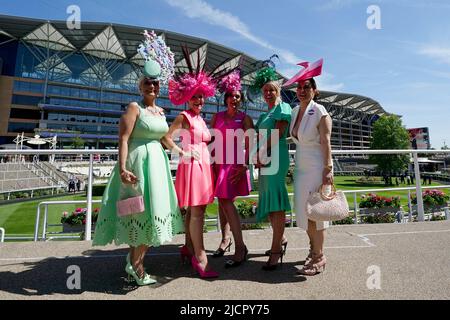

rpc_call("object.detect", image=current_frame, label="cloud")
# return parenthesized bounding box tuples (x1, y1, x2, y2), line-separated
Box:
(164, 0, 300, 64)
(316, 73, 345, 91)
(165, 0, 347, 91)
(418, 45, 450, 65)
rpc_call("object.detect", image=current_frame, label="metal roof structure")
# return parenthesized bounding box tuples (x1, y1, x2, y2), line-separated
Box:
(0, 14, 388, 119)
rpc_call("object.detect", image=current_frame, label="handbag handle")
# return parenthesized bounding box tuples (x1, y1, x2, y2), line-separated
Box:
(120, 182, 141, 199)
(317, 184, 337, 201)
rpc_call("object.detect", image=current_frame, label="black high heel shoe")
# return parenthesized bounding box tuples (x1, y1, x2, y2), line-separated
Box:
(261, 250, 284, 271)
(264, 240, 288, 256)
(212, 239, 233, 258)
(224, 246, 248, 268)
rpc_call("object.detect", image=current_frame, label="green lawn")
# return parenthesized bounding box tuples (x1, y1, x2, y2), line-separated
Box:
(0, 176, 447, 236)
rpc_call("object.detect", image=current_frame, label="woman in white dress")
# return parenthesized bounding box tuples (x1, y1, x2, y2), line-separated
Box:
(285, 60, 333, 276)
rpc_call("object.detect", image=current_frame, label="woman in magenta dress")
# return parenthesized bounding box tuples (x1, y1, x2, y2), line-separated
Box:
(210, 71, 254, 267)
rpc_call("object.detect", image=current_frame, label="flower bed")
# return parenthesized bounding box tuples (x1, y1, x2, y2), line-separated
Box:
(359, 193, 401, 209)
(359, 193, 402, 224)
(236, 200, 257, 221)
(61, 207, 99, 232)
(412, 189, 449, 207)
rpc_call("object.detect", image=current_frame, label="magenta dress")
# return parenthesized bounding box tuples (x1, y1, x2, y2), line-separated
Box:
(175, 109, 215, 207)
(213, 111, 251, 200)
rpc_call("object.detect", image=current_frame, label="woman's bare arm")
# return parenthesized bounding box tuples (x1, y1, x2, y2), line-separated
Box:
(118, 102, 139, 183)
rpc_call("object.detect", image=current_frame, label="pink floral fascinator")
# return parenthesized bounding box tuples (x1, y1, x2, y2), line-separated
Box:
(169, 46, 241, 105)
(218, 70, 242, 94)
(282, 58, 324, 87)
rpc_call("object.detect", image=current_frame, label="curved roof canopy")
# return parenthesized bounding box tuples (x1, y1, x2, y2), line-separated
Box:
(0, 14, 388, 117)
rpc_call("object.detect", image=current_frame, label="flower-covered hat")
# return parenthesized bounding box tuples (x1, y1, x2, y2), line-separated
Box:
(169, 46, 240, 105)
(218, 70, 242, 94)
(137, 30, 175, 84)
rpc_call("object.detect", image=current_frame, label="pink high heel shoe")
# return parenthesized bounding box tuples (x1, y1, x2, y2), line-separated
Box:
(180, 245, 192, 265)
(191, 256, 219, 278)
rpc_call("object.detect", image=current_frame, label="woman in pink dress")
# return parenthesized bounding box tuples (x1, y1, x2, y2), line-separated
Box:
(162, 50, 219, 278)
(210, 71, 254, 267)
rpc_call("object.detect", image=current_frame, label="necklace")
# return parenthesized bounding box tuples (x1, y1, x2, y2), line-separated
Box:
(142, 101, 162, 116)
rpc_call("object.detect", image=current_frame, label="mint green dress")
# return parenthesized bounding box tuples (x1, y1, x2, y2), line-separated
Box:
(255, 102, 292, 222)
(93, 102, 184, 247)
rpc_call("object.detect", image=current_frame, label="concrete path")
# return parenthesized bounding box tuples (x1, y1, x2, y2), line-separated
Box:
(0, 221, 449, 300)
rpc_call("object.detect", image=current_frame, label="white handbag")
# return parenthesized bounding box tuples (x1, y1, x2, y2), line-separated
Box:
(306, 184, 350, 222)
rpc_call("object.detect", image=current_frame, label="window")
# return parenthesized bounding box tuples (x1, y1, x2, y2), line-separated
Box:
(9, 108, 41, 120)
(8, 122, 37, 133)
(12, 95, 42, 106)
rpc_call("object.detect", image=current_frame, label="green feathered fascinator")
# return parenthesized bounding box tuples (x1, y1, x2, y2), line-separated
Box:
(249, 67, 278, 94)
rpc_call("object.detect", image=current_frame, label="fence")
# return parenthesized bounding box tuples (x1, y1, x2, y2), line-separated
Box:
(0, 148, 449, 242)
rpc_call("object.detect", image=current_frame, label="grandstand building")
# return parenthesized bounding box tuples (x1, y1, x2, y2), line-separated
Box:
(0, 15, 390, 150)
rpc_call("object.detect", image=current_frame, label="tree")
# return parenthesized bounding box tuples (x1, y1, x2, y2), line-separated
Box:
(369, 115, 410, 185)
(72, 136, 85, 149)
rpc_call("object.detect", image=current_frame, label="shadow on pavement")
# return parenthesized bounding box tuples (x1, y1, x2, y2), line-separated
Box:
(0, 246, 309, 297)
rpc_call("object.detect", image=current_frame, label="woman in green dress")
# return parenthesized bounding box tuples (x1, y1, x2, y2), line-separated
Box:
(252, 74, 292, 271)
(93, 31, 183, 286)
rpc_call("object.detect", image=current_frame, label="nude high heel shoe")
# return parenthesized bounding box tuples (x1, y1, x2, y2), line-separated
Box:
(297, 253, 326, 276)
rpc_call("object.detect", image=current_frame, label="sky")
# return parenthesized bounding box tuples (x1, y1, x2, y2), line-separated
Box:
(1, 0, 450, 149)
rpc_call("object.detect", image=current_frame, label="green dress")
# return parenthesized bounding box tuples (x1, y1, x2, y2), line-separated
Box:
(93, 102, 184, 247)
(255, 102, 292, 222)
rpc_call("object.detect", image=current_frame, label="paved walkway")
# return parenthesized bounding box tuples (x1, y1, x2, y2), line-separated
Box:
(0, 221, 449, 300)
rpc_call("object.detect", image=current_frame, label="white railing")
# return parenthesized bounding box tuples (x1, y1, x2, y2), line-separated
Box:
(33, 200, 102, 241)
(0, 148, 449, 241)
(0, 227, 5, 242)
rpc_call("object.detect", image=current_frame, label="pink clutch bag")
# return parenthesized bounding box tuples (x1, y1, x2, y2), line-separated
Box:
(116, 195, 145, 217)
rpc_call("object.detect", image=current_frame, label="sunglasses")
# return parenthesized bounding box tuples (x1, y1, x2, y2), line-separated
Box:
(143, 78, 160, 86)
(297, 83, 313, 90)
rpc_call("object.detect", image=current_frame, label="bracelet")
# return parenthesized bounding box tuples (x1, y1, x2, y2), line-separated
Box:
(324, 165, 333, 170)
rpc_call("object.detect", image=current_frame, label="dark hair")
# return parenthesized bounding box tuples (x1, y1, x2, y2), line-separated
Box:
(308, 78, 320, 101)
(223, 90, 245, 106)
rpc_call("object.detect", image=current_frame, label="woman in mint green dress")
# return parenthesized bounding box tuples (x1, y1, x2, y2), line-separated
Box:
(253, 80, 292, 271)
(93, 74, 184, 285)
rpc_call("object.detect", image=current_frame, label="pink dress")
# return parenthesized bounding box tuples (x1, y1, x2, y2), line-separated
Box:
(213, 111, 251, 200)
(175, 109, 215, 207)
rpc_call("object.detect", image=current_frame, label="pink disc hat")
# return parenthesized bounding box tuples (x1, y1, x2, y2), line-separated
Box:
(282, 58, 323, 87)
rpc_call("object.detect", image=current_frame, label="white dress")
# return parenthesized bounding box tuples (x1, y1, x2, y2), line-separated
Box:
(290, 100, 330, 231)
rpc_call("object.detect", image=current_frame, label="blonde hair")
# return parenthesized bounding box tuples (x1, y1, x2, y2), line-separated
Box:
(262, 81, 282, 105)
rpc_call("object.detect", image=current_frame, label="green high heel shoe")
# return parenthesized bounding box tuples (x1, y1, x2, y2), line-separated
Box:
(125, 263, 157, 286)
